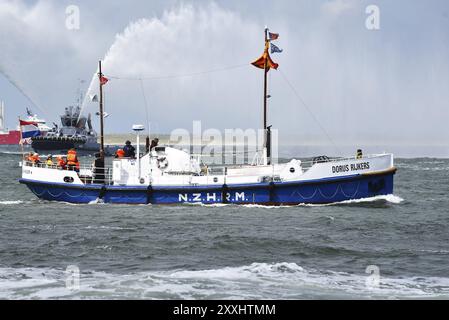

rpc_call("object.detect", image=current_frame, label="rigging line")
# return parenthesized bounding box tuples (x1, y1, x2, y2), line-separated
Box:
(278, 69, 342, 155)
(139, 78, 150, 137)
(105, 64, 249, 81)
(0, 69, 48, 118)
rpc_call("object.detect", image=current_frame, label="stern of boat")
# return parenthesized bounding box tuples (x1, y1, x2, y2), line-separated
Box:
(19, 160, 105, 203)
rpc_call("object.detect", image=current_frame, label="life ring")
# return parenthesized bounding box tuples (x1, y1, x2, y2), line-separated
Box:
(157, 157, 168, 169)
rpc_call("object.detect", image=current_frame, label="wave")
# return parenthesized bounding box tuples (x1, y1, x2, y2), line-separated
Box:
(0, 200, 24, 205)
(338, 194, 404, 205)
(184, 202, 229, 207)
(0, 151, 23, 155)
(85, 225, 137, 231)
(241, 195, 404, 208)
(1, 262, 448, 299)
(396, 162, 449, 171)
(88, 198, 104, 205)
(0, 195, 402, 208)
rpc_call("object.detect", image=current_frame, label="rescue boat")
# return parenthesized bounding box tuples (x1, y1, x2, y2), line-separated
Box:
(19, 148, 395, 205)
(19, 28, 396, 205)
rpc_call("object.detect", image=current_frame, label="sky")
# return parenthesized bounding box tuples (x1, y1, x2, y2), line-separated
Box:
(0, 0, 448, 155)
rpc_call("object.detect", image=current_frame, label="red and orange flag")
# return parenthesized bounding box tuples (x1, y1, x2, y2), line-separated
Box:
(251, 40, 279, 71)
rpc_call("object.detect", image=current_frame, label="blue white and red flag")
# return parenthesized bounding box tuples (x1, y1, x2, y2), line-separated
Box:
(19, 119, 41, 139)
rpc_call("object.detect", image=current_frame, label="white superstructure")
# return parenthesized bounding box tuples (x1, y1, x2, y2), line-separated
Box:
(0, 101, 5, 133)
(21, 144, 394, 189)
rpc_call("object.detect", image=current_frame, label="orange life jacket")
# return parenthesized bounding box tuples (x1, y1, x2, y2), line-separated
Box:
(31, 155, 40, 163)
(67, 150, 77, 165)
(116, 149, 125, 158)
(57, 157, 66, 168)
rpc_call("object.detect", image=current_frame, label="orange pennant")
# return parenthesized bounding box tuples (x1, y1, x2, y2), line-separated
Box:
(251, 41, 279, 71)
(251, 53, 279, 70)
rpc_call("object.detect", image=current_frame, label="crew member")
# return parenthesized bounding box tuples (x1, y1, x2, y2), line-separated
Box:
(93, 152, 105, 183)
(67, 148, 80, 171)
(25, 152, 33, 165)
(356, 149, 363, 159)
(115, 148, 125, 158)
(57, 156, 67, 169)
(150, 138, 159, 151)
(200, 164, 209, 175)
(46, 155, 54, 167)
(123, 140, 136, 158)
(31, 153, 40, 165)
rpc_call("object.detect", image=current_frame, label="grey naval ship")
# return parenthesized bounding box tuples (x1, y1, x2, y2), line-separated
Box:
(31, 106, 100, 155)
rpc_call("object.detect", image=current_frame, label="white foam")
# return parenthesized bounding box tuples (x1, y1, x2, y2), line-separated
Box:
(240, 195, 404, 208)
(85, 225, 137, 231)
(242, 204, 300, 209)
(1, 262, 448, 299)
(338, 194, 404, 205)
(0, 200, 23, 205)
(184, 202, 230, 207)
(88, 198, 104, 205)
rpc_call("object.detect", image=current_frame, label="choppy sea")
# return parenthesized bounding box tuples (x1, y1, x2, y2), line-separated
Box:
(1, 153, 449, 299)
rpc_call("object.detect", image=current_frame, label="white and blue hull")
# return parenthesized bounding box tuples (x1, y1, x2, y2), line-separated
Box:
(19, 151, 396, 205)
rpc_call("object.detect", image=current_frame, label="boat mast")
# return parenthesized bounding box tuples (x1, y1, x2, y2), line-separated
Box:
(263, 27, 268, 135)
(98, 60, 105, 157)
(263, 27, 270, 165)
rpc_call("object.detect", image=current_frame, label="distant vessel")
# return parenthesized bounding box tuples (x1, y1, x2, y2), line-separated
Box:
(31, 106, 100, 154)
(0, 101, 20, 145)
(0, 102, 49, 147)
(20, 28, 397, 205)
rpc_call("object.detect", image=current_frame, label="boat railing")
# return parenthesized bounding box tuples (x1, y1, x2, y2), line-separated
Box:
(21, 152, 390, 185)
(298, 153, 391, 170)
(21, 160, 113, 185)
(199, 153, 389, 175)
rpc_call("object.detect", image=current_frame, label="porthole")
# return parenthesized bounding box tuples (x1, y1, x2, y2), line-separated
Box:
(63, 176, 74, 183)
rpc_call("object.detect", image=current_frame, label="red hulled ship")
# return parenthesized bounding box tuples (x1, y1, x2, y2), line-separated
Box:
(0, 102, 49, 146)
